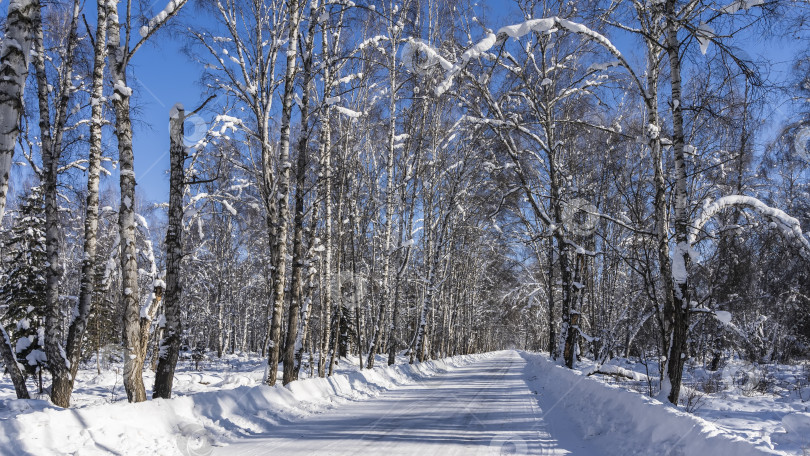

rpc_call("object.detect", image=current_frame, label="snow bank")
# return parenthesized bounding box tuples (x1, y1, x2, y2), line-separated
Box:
(519, 352, 778, 456)
(0, 354, 490, 455)
(774, 413, 810, 449)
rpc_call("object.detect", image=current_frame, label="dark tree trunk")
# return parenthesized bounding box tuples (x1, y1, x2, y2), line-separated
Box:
(153, 105, 186, 399)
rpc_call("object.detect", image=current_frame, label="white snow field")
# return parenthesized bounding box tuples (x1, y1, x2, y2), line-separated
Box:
(0, 350, 798, 455)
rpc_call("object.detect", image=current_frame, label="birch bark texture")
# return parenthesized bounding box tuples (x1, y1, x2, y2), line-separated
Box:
(35, 0, 82, 408)
(266, 0, 301, 386)
(0, 0, 40, 402)
(283, 0, 317, 385)
(0, 0, 38, 221)
(61, 0, 109, 407)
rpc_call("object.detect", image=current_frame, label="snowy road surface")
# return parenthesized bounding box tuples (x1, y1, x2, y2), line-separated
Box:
(217, 351, 598, 455)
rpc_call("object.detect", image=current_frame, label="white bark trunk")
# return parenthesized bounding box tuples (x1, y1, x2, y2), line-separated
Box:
(266, 0, 301, 386)
(283, 2, 316, 385)
(0, 0, 38, 221)
(35, 0, 81, 408)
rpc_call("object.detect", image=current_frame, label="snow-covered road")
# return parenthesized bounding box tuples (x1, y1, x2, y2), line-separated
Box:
(0, 350, 781, 455)
(217, 351, 597, 455)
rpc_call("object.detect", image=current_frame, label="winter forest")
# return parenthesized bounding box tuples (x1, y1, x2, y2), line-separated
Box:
(2, 0, 810, 453)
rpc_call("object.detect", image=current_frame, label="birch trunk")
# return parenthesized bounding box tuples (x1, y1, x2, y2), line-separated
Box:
(350, 207, 363, 369)
(317, 13, 335, 378)
(662, 1, 691, 405)
(551, 178, 576, 367)
(114, 99, 144, 402)
(34, 0, 81, 408)
(295, 173, 320, 379)
(547, 239, 556, 355)
(105, 0, 146, 402)
(283, 2, 316, 384)
(56, 0, 108, 407)
(266, 0, 300, 386)
(563, 253, 585, 367)
(0, 0, 38, 221)
(139, 282, 163, 362)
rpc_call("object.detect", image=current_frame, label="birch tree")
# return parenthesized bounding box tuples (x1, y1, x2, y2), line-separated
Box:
(53, 0, 110, 408)
(190, 0, 289, 364)
(316, 11, 336, 375)
(32, 0, 84, 408)
(0, 0, 39, 221)
(0, 0, 40, 400)
(264, 0, 301, 387)
(106, 0, 188, 403)
(364, 0, 417, 370)
(283, 0, 321, 385)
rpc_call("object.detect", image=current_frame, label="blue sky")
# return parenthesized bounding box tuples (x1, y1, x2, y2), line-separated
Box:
(125, 1, 803, 204)
(126, 0, 521, 203)
(124, 24, 206, 203)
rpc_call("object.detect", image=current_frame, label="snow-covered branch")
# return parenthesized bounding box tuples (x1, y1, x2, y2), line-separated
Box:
(414, 17, 642, 100)
(691, 195, 810, 260)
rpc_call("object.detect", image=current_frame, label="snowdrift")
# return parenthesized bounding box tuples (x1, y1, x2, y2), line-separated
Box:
(519, 351, 779, 456)
(0, 354, 490, 456)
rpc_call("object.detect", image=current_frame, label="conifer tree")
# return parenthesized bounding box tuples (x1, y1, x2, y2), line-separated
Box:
(1, 187, 47, 392)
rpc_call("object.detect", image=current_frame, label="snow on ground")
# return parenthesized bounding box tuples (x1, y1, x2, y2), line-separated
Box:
(217, 350, 774, 456)
(578, 355, 810, 455)
(0, 350, 802, 455)
(0, 351, 491, 455)
(1, 351, 268, 415)
(522, 352, 777, 455)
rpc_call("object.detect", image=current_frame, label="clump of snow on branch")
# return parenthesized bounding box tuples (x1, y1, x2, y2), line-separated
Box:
(401, 38, 452, 75)
(169, 103, 184, 119)
(696, 22, 715, 55)
(720, 0, 764, 14)
(112, 80, 132, 101)
(139, 0, 182, 37)
(587, 61, 621, 73)
(714, 310, 733, 325)
(335, 106, 363, 119)
(671, 242, 699, 285)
